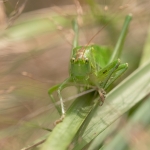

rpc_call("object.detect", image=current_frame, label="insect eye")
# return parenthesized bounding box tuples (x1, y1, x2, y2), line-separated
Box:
(85, 58, 89, 63)
(71, 58, 75, 62)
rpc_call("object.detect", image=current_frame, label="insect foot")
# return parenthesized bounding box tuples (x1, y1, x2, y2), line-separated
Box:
(98, 89, 106, 106)
(54, 114, 65, 125)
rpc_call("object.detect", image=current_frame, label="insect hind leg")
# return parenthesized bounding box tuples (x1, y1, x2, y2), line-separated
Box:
(96, 59, 121, 105)
(97, 88, 106, 106)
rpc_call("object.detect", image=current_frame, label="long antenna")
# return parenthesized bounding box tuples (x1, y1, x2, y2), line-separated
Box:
(81, 22, 109, 58)
(81, 3, 129, 58)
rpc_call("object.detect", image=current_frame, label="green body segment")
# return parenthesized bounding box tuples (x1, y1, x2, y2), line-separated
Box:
(48, 14, 132, 118)
(70, 44, 128, 91)
(70, 45, 122, 89)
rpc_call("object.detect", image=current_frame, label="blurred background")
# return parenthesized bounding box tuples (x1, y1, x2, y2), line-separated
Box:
(0, 0, 150, 149)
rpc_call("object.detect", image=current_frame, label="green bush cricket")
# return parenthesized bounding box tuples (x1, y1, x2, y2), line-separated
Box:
(48, 14, 132, 124)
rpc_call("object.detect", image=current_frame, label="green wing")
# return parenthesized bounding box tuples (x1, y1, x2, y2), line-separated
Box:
(90, 45, 112, 69)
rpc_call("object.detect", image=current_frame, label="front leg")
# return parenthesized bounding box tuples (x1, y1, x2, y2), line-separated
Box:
(48, 78, 73, 124)
(48, 84, 62, 115)
(55, 78, 73, 124)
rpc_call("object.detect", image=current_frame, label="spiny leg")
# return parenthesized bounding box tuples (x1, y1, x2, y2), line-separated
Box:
(96, 59, 121, 105)
(104, 63, 128, 90)
(48, 84, 62, 115)
(101, 59, 121, 89)
(55, 78, 73, 124)
(97, 88, 106, 106)
(96, 15, 132, 105)
(94, 14, 132, 105)
(48, 78, 73, 124)
(97, 60, 128, 105)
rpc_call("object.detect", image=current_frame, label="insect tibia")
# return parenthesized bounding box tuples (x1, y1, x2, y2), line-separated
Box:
(98, 88, 106, 106)
(122, 63, 128, 68)
(54, 114, 65, 125)
(115, 63, 128, 71)
(104, 63, 128, 90)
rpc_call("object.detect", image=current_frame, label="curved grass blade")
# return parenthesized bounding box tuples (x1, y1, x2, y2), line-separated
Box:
(40, 61, 150, 150)
(88, 93, 150, 150)
(40, 92, 98, 150)
(140, 24, 150, 66)
(72, 60, 150, 150)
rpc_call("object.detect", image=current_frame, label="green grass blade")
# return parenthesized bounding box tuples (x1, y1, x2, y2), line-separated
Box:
(40, 92, 97, 150)
(140, 24, 150, 66)
(72, 60, 150, 149)
(4, 16, 70, 40)
(88, 94, 150, 150)
(99, 94, 150, 150)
